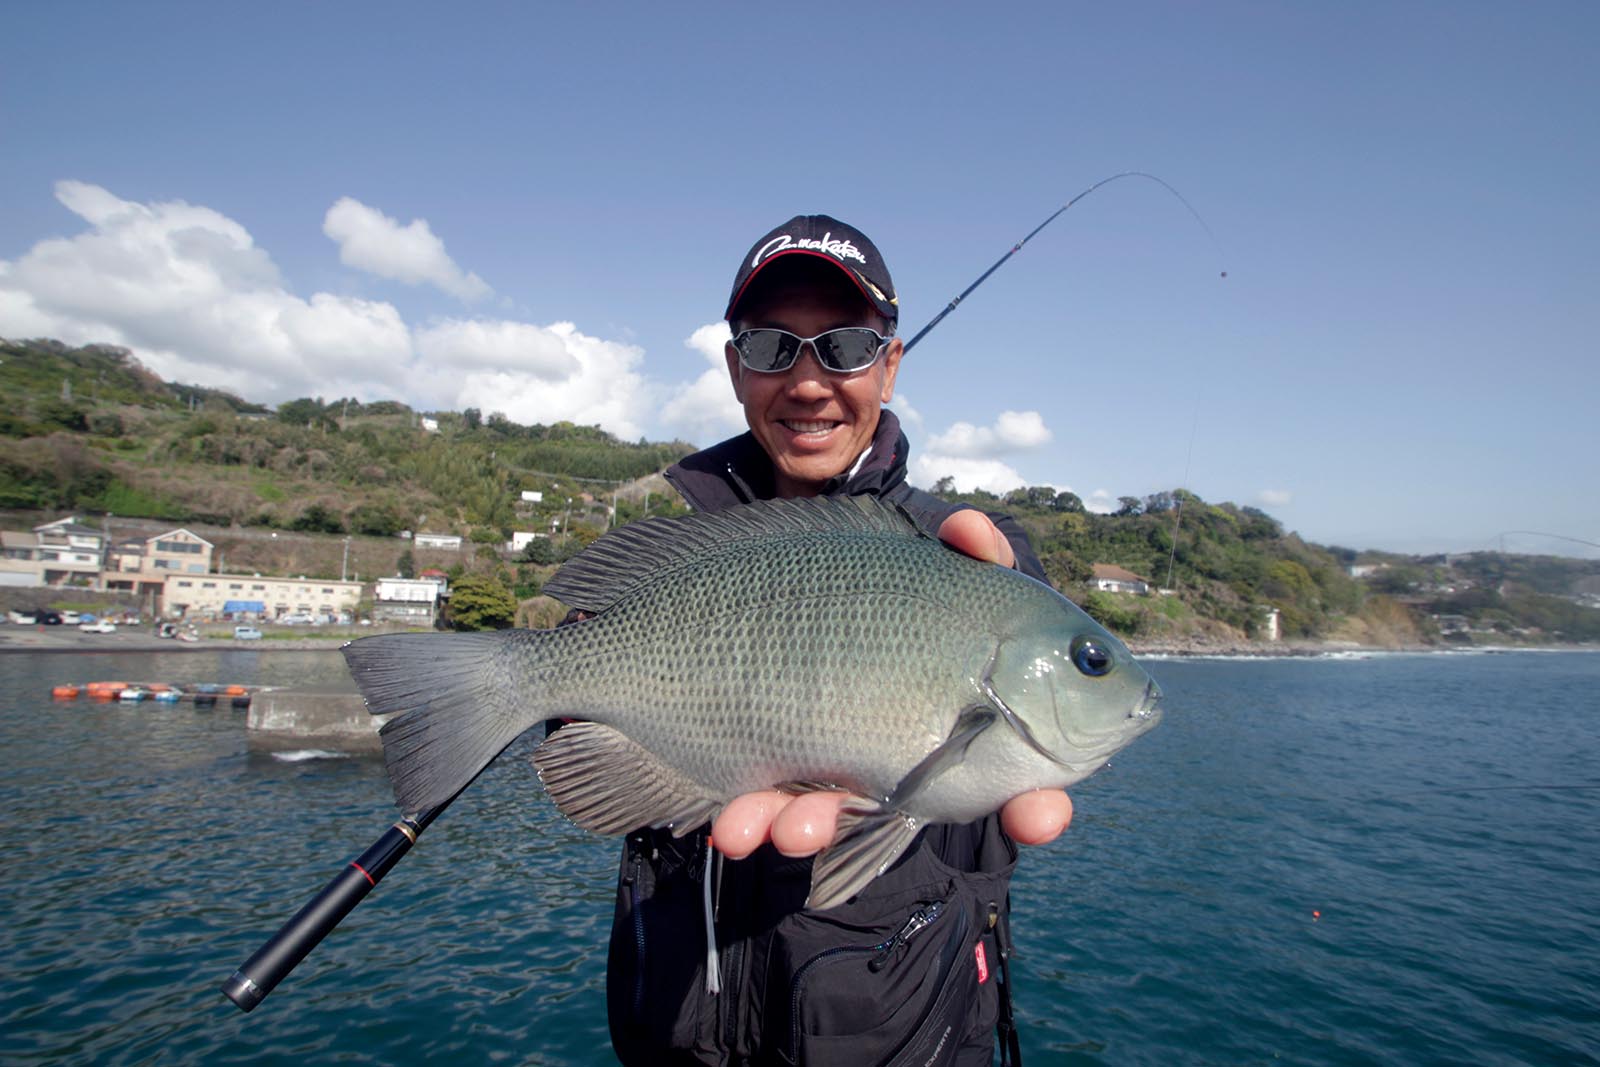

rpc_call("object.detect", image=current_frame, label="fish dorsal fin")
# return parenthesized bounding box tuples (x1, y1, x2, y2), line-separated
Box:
(542, 495, 932, 614)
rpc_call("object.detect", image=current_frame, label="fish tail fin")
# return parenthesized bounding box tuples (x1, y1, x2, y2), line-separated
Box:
(343, 630, 543, 814)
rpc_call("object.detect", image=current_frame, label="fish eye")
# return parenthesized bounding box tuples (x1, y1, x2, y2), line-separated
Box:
(1070, 635, 1114, 677)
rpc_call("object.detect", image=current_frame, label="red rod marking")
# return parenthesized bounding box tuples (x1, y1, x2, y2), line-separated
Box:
(350, 861, 376, 886)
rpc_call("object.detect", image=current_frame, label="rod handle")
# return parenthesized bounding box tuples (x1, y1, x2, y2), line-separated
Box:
(222, 819, 419, 1012)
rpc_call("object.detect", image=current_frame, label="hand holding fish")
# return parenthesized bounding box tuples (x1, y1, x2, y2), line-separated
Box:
(710, 508, 1069, 861)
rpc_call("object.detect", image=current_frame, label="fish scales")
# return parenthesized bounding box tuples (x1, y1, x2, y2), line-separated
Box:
(344, 495, 1162, 908)
(524, 523, 1006, 799)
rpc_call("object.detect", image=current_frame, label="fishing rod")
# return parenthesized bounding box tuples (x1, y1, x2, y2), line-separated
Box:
(901, 170, 1224, 354)
(224, 176, 1222, 1014)
(222, 791, 458, 1012)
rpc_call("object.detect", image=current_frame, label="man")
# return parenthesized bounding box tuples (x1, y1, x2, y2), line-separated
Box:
(606, 215, 1071, 1066)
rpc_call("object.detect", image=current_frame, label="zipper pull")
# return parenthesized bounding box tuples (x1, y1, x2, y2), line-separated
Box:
(869, 901, 945, 972)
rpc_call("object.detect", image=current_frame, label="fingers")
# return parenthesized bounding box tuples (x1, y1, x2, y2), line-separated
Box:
(1000, 789, 1073, 845)
(770, 792, 847, 857)
(712, 786, 1072, 861)
(937, 510, 1016, 569)
(712, 791, 788, 860)
(712, 790, 848, 859)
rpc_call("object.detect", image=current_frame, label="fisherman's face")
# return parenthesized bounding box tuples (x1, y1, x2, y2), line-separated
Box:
(726, 259, 903, 499)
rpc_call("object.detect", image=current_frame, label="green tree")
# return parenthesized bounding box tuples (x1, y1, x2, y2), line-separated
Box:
(290, 503, 345, 533)
(349, 503, 405, 536)
(448, 574, 517, 630)
(396, 549, 416, 579)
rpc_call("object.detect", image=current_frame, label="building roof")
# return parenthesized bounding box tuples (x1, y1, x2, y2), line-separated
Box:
(1092, 563, 1149, 583)
(34, 517, 104, 538)
(146, 527, 215, 547)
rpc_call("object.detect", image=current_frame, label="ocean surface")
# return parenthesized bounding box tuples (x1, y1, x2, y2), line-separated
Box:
(1, 648, 1596, 1066)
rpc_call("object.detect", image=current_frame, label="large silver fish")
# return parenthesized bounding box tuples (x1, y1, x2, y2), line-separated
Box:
(344, 495, 1162, 910)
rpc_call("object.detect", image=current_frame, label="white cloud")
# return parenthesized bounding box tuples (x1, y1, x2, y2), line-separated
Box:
(414, 318, 579, 380)
(1258, 489, 1293, 507)
(888, 392, 924, 435)
(0, 182, 679, 439)
(323, 197, 491, 302)
(910, 455, 1028, 495)
(430, 322, 654, 440)
(909, 409, 1057, 493)
(0, 181, 412, 401)
(658, 322, 747, 444)
(1083, 489, 1119, 514)
(923, 410, 1052, 459)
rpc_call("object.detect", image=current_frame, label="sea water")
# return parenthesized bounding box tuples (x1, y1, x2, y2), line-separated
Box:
(1, 649, 1595, 1065)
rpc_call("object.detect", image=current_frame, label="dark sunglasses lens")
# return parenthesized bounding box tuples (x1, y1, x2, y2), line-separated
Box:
(814, 329, 882, 371)
(737, 331, 801, 371)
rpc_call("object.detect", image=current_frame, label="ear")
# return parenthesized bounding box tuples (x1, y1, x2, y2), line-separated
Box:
(724, 341, 745, 402)
(878, 337, 904, 404)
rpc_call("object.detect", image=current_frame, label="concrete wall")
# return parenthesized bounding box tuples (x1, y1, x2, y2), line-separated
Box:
(247, 686, 396, 753)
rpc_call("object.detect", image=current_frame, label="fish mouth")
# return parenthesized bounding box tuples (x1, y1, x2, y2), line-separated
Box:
(1131, 677, 1163, 728)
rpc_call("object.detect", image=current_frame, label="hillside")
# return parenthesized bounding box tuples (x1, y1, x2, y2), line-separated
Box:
(5, 337, 1596, 645)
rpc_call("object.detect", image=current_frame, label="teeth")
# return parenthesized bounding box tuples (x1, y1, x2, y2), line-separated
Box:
(785, 421, 835, 433)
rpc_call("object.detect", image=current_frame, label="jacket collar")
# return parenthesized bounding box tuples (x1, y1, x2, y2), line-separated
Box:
(666, 409, 910, 511)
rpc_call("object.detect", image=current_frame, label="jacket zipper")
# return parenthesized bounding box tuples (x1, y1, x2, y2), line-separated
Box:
(623, 843, 646, 1015)
(788, 900, 948, 1060)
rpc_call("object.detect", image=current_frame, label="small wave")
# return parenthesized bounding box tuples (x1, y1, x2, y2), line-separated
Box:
(271, 749, 352, 762)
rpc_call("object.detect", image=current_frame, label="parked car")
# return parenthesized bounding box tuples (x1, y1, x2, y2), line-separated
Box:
(233, 626, 263, 641)
(38, 611, 63, 626)
(79, 620, 118, 634)
(8, 610, 38, 624)
(59, 610, 82, 625)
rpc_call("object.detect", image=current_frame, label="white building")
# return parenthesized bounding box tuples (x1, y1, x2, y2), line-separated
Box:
(164, 573, 361, 621)
(1091, 564, 1150, 595)
(413, 532, 462, 550)
(373, 576, 447, 625)
(509, 530, 549, 553)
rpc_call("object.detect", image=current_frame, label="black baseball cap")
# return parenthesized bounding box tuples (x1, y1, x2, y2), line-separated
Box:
(725, 214, 899, 326)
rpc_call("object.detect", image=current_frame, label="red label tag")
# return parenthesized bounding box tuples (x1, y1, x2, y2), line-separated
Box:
(974, 941, 989, 984)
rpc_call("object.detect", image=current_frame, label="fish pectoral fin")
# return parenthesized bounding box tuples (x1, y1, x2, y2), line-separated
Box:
(807, 804, 923, 912)
(884, 706, 998, 809)
(533, 722, 721, 837)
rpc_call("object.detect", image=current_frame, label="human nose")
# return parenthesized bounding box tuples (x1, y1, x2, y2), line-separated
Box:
(783, 345, 834, 398)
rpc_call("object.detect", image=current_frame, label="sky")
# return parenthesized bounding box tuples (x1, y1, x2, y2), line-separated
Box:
(2, 2, 1595, 557)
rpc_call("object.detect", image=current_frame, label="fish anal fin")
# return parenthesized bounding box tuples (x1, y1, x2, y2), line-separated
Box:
(807, 803, 922, 911)
(532, 722, 722, 837)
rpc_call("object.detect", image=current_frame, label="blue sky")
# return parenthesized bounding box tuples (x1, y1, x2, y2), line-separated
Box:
(3, 2, 1595, 557)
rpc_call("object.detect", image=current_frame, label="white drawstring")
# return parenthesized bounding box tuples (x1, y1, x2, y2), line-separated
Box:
(703, 836, 721, 995)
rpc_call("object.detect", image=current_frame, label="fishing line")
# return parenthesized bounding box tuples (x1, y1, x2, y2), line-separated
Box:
(901, 170, 1227, 354)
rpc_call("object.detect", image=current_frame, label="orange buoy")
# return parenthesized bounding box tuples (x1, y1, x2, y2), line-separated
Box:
(224, 684, 248, 696)
(51, 685, 81, 699)
(87, 681, 130, 696)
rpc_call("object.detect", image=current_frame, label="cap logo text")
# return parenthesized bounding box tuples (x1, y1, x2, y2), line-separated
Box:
(753, 232, 868, 269)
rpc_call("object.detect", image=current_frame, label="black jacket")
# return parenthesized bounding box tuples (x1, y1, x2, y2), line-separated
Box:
(606, 410, 1040, 1066)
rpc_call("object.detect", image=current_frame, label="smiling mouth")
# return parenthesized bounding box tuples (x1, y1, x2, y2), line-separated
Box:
(780, 419, 841, 435)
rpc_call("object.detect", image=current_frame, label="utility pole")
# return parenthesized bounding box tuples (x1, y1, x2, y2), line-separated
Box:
(342, 537, 351, 582)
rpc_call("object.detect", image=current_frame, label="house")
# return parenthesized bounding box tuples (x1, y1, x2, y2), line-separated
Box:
(509, 530, 549, 553)
(31, 517, 105, 587)
(0, 531, 44, 587)
(413, 532, 462, 550)
(373, 576, 447, 625)
(1090, 564, 1150, 595)
(420, 417, 439, 433)
(103, 527, 215, 611)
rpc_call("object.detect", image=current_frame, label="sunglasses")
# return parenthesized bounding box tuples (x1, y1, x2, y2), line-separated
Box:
(729, 327, 893, 374)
